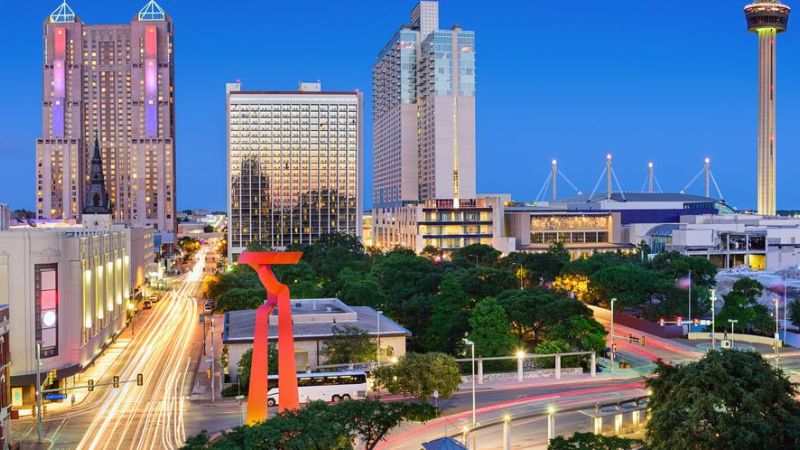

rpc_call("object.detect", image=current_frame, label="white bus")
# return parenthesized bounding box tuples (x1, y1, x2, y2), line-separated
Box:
(266, 370, 368, 406)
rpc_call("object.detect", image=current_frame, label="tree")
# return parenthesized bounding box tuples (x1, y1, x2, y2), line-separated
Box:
(651, 251, 718, 289)
(425, 273, 471, 353)
(326, 268, 386, 309)
(790, 298, 800, 328)
(715, 277, 772, 334)
(497, 288, 561, 342)
(373, 352, 461, 402)
(548, 432, 642, 450)
(217, 287, 265, 311)
(420, 245, 443, 261)
(322, 325, 375, 365)
(458, 266, 519, 302)
(588, 263, 662, 308)
(237, 344, 278, 391)
(335, 400, 437, 450)
(303, 232, 367, 280)
(450, 243, 501, 267)
(468, 298, 516, 358)
(371, 252, 441, 311)
(184, 400, 437, 450)
(646, 350, 800, 450)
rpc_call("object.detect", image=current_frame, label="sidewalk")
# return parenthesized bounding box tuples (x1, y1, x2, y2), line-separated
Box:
(191, 312, 223, 401)
(18, 315, 142, 417)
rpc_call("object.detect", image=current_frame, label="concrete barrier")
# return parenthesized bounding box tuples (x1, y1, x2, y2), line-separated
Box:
(688, 331, 781, 347)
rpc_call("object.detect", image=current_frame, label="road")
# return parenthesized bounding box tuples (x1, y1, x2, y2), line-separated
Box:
(13, 249, 207, 449)
(381, 380, 648, 449)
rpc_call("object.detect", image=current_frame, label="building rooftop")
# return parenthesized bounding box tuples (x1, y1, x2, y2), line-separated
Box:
(223, 298, 411, 343)
(555, 192, 720, 204)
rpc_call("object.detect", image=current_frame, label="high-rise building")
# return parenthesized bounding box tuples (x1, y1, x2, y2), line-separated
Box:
(745, 0, 790, 216)
(372, 0, 475, 209)
(372, 1, 502, 253)
(36, 1, 177, 232)
(226, 82, 363, 256)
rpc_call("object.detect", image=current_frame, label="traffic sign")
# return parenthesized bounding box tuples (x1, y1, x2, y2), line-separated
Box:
(45, 393, 67, 401)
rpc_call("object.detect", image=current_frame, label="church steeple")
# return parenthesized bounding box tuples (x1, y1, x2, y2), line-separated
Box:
(83, 135, 110, 214)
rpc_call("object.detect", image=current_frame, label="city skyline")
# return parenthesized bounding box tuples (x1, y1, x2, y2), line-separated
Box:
(3, 1, 800, 212)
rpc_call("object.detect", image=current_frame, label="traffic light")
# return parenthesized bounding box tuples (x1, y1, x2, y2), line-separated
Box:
(612, 343, 618, 353)
(206, 368, 211, 380)
(136, 373, 143, 386)
(46, 369, 57, 385)
(628, 333, 634, 343)
(113, 376, 120, 388)
(88, 379, 94, 392)
(641, 336, 646, 347)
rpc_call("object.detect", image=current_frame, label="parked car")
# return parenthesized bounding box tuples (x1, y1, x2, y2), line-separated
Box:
(143, 300, 153, 310)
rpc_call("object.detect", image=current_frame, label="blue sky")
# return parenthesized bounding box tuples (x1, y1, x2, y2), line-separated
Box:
(2, 1, 800, 211)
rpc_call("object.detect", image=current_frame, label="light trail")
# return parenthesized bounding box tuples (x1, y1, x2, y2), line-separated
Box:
(76, 248, 206, 450)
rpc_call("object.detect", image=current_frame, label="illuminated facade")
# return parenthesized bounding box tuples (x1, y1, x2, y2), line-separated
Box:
(745, 1, 790, 216)
(36, 1, 177, 232)
(226, 82, 363, 256)
(0, 225, 152, 404)
(373, 1, 482, 252)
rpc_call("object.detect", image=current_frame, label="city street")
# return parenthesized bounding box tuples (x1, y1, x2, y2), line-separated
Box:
(12, 249, 207, 450)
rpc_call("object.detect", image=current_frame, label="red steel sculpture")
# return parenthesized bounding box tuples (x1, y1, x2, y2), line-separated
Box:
(237, 251, 303, 424)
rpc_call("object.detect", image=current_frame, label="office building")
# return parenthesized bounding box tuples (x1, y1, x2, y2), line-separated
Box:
(744, 1, 790, 216)
(223, 298, 410, 378)
(373, 1, 486, 253)
(226, 82, 363, 256)
(0, 223, 152, 404)
(36, 1, 176, 232)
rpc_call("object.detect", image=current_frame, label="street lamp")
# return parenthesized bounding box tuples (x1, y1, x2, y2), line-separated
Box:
(728, 319, 739, 349)
(376, 310, 382, 367)
(610, 298, 617, 375)
(463, 338, 476, 428)
(710, 289, 717, 349)
(774, 298, 781, 364)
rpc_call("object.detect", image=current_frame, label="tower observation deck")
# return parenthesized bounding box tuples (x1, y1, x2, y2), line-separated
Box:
(745, 0, 790, 216)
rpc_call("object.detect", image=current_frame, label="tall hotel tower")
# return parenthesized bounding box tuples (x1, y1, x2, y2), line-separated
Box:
(373, 1, 487, 251)
(745, 1, 790, 216)
(226, 82, 363, 256)
(36, 1, 177, 232)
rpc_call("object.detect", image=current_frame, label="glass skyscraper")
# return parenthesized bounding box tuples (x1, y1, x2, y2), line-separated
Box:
(226, 82, 363, 255)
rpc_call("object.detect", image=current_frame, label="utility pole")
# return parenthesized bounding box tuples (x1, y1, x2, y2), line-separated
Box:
(35, 342, 42, 444)
(774, 298, 781, 364)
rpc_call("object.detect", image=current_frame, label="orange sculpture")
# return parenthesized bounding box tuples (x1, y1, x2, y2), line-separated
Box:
(238, 251, 303, 424)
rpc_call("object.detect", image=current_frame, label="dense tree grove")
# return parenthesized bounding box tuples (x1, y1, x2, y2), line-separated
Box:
(203, 234, 718, 358)
(646, 350, 800, 450)
(182, 399, 437, 450)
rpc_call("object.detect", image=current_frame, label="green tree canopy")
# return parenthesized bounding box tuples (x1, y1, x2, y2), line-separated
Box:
(303, 232, 368, 281)
(373, 352, 462, 402)
(651, 251, 718, 289)
(646, 350, 800, 450)
(425, 273, 471, 353)
(450, 243, 501, 267)
(548, 432, 642, 450)
(237, 345, 278, 391)
(468, 297, 516, 358)
(322, 325, 376, 365)
(589, 263, 661, 308)
(325, 268, 386, 310)
(458, 266, 519, 302)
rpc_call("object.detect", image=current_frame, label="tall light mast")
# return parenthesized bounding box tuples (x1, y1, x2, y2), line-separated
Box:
(745, 0, 790, 216)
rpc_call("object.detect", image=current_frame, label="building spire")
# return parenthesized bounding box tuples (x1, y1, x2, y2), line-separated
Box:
(138, 0, 166, 21)
(83, 134, 111, 215)
(49, 1, 76, 23)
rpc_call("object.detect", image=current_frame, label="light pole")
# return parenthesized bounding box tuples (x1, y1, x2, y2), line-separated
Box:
(376, 310, 382, 367)
(687, 270, 692, 325)
(774, 297, 781, 364)
(728, 319, 738, 349)
(35, 342, 42, 444)
(463, 338, 476, 428)
(610, 298, 617, 375)
(710, 289, 717, 349)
